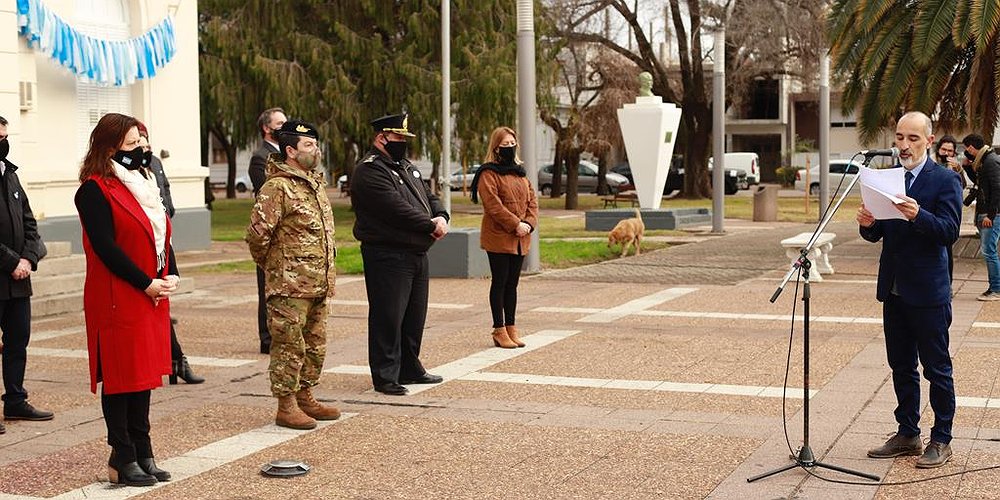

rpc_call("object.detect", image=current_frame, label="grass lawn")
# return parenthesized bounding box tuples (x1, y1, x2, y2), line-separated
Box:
(207, 189, 853, 275)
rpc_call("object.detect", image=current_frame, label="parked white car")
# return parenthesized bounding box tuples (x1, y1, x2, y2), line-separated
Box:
(234, 174, 252, 193)
(794, 159, 863, 195)
(708, 152, 760, 187)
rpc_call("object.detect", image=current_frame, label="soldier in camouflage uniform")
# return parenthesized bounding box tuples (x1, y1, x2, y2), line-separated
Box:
(245, 120, 339, 430)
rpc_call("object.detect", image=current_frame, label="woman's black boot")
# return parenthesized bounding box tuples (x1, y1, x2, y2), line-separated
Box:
(170, 356, 205, 385)
(137, 457, 171, 482)
(108, 461, 157, 487)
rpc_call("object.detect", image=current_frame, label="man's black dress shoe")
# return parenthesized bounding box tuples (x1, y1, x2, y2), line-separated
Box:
(4, 401, 54, 421)
(399, 373, 444, 385)
(374, 383, 409, 396)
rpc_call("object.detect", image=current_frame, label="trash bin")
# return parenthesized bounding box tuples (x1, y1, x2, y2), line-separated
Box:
(753, 184, 779, 222)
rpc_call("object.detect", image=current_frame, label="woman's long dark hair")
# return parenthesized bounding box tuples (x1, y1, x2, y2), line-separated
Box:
(79, 113, 139, 182)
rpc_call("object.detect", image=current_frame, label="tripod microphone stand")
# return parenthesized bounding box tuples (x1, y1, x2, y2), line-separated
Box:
(747, 155, 881, 483)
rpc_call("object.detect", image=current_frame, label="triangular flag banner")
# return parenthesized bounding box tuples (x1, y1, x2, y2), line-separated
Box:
(16, 0, 177, 86)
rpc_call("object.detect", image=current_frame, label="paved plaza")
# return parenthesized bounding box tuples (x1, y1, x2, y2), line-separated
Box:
(2, 214, 1000, 499)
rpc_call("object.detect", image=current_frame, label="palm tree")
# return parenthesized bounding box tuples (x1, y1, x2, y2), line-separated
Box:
(829, 0, 1000, 142)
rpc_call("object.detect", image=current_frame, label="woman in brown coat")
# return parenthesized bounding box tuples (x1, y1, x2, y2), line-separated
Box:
(471, 127, 539, 348)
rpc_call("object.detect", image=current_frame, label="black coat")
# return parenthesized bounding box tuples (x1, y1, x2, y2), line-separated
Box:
(975, 151, 1000, 219)
(351, 148, 449, 253)
(0, 160, 46, 299)
(249, 141, 279, 196)
(148, 155, 174, 218)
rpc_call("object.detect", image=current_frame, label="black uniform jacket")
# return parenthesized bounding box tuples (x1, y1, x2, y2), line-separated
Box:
(351, 148, 449, 253)
(0, 160, 46, 299)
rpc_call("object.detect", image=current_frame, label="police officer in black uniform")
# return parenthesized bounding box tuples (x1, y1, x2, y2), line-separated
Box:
(352, 113, 449, 396)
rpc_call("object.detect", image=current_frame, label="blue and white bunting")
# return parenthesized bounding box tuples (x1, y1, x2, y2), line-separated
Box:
(16, 0, 177, 86)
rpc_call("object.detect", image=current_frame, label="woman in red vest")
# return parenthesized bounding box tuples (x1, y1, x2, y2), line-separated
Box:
(74, 113, 177, 487)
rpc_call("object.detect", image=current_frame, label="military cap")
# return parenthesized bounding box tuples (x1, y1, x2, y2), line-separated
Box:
(275, 120, 319, 140)
(370, 113, 415, 137)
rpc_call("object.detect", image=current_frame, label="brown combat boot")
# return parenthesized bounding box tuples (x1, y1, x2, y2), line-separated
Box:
(505, 325, 526, 348)
(275, 395, 316, 430)
(492, 327, 517, 349)
(295, 387, 341, 420)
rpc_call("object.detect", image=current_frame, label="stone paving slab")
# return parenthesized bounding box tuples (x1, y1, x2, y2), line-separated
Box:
(5, 217, 1000, 499)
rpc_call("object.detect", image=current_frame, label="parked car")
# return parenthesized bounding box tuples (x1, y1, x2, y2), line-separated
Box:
(611, 158, 743, 196)
(537, 160, 630, 196)
(708, 152, 760, 187)
(234, 174, 252, 193)
(794, 159, 863, 195)
(448, 164, 482, 191)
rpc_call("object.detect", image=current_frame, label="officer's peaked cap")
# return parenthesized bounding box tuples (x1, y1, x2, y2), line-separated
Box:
(275, 120, 319, 140)
(371, 113, 415, 137)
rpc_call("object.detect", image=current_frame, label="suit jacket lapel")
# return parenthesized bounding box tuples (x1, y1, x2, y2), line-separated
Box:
(907, 157, 937, 200)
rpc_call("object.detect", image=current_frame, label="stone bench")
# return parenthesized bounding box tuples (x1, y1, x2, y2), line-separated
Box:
(780, 232, 836, 282)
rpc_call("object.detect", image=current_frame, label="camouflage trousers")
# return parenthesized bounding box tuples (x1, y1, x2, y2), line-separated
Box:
(267, 295, 328, 397)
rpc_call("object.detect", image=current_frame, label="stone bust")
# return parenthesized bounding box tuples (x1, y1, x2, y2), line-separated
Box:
(638, 72, 653, 96)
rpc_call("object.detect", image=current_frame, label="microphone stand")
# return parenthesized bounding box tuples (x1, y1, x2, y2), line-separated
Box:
(747, 154, 882, 483)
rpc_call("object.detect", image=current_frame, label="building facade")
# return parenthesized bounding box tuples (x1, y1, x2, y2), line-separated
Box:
(0, 0, 208, 252)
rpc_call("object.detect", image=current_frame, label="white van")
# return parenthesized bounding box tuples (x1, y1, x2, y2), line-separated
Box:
(708, 153, 760, 188)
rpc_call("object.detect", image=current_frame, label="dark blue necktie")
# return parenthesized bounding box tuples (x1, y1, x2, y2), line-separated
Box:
(905, 171, 913, 194)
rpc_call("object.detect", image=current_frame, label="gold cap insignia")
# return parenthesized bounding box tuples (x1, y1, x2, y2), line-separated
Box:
(296, 124, 310, 133)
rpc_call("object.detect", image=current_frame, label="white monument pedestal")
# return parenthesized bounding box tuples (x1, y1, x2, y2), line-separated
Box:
(617, 96, 683, 209)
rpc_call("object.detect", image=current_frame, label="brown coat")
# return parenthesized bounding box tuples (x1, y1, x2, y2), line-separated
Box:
(478, 168, 539, 255)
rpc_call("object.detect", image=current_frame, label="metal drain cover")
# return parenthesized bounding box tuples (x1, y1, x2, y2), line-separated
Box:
(260, 459, 311, 477)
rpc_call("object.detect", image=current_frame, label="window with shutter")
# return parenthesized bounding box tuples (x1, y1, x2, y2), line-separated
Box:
(73, 0, 132, 156)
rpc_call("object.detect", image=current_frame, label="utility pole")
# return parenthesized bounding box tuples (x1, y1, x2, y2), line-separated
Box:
(440, 0, 451, 215)
(517, 0, 539, 273)
(711, 28, 725, 234)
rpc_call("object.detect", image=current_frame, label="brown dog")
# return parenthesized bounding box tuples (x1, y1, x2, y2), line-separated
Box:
(607, 208, 644, 257)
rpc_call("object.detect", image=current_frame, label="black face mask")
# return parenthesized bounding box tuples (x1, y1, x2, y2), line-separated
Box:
(498, 146, 516, 164)
(113, 147, 145, 170)
(965, 150, 977, 162)
(142, 150, 153, 168)
(384, 140, 408, 162)
(0, 139, 8, 162)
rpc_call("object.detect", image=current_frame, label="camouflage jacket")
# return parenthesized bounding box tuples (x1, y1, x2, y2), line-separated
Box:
(246, 155, 336, 298)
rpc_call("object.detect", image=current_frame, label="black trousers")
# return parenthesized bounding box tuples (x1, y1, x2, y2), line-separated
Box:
(362, 246, 428, 386)
(101, 389, 153, 466)
(170, 323, 183, 361)
(0, 297, 31, 407)
(256, 266, 271, 346)
(486, 252, 524, 328)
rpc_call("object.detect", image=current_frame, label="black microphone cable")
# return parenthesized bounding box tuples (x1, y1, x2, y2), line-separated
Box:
(774, 265, 1000, 487)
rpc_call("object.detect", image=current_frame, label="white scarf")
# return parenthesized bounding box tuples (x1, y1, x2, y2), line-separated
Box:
(112, 161, 167, 267)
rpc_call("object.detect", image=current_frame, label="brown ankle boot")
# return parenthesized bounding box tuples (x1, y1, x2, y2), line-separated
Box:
(492, 327, 517, 348)
(505, 325, 526, 348)
(295, 387, 341, 420)
(275, 394, 317, 430)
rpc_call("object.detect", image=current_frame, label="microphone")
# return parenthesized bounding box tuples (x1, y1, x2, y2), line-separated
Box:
(860, 147, 900, 157)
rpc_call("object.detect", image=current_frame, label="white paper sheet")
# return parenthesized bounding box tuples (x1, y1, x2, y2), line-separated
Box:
(859, 166, 906, 220)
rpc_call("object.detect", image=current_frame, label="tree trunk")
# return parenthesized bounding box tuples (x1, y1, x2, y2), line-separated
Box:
(209, 123, 238, 199)
(564, 148, 581, 210)
(596, 151, 610, 195)
(551, 147, 564, 198)
(681, 101, 713, 199)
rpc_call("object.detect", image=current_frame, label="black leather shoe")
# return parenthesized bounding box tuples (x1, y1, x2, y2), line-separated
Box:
(399, 373, 444, 385)
(260, 342, 271, 354)
(137, 457, 171, 481)
(4, 401, 54, 421)
(108, 461, 157, 487)
(374, 383, 408, 396)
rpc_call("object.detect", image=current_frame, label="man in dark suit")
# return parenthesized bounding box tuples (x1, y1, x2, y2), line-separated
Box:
(0, 116, 51, 431)
(857, 111, 962, 469)
(249, 107, 286, 354)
